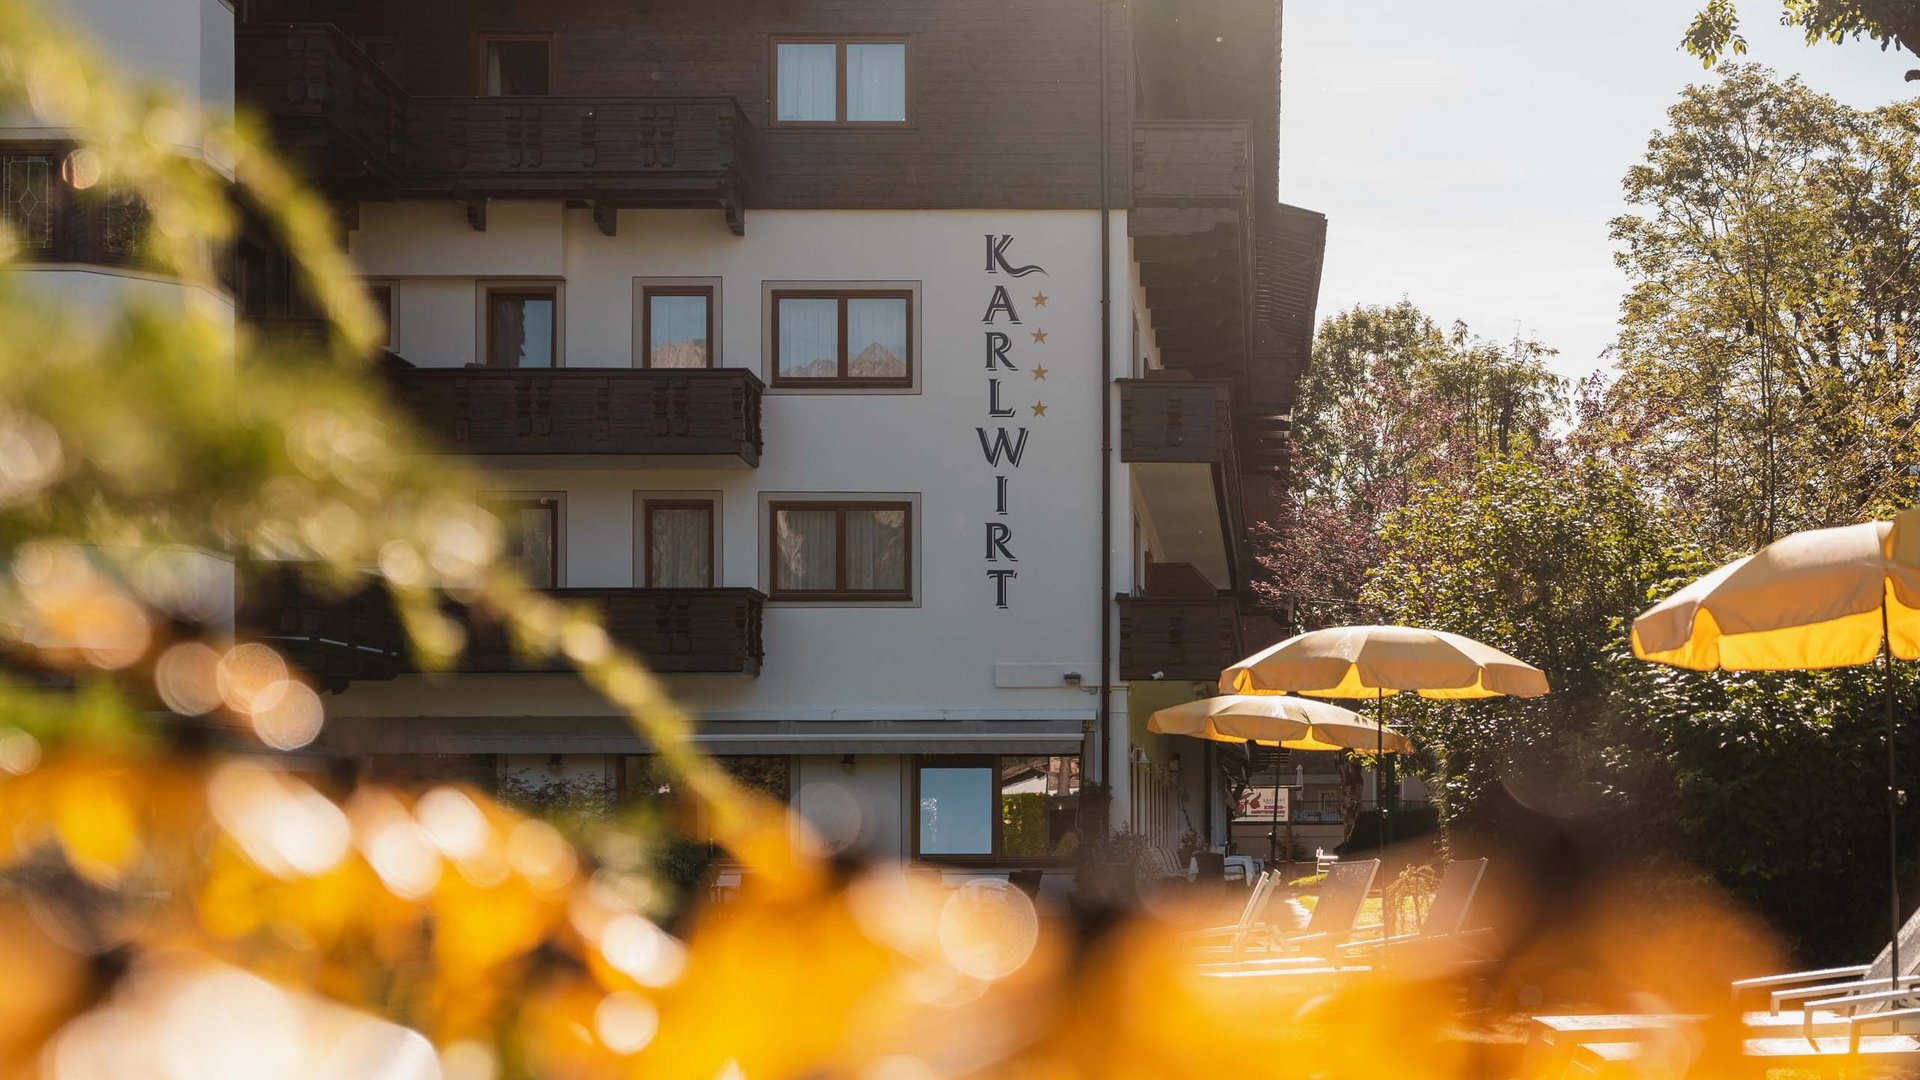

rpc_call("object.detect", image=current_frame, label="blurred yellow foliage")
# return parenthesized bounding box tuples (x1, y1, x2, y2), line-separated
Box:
(0, 1, 1876, 1078)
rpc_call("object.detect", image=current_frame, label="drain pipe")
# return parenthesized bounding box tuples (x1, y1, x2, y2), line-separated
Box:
(1096, 0, 1115, 801)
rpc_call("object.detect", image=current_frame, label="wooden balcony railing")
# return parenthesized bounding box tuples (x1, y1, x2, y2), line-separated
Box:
(240, 567, 766, 687)
(1120, 378, 1250, 591)
(236, 27, 752, 232)
(1132, 121, 1252, 207)
(1116, 596, 1244, 683)
(235, 23, 407, 184)
(1118, 379, 1235, 465)
(390, 367, 763, 464)
(405, 97, 750, 232)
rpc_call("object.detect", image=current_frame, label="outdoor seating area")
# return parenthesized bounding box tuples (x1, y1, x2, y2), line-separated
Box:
(1147, 514, 1920, 1071)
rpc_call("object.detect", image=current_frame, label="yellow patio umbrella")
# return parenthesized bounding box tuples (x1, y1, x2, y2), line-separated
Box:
(1219, 625, 1548, 861)
(1221, 624, 1551, 700)
(1149, 694, 1413, 873)
(1148, 694, 1415, 753)
(1632, 508, 1920, 985)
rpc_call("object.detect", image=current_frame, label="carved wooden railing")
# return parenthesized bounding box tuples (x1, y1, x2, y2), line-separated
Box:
(1132, 120, 1252, 207)
(240, 567, 767, 687)
(1116, 596, 1244, 683)
(236, 23, 407, 182)
(390, 367, 763, 464)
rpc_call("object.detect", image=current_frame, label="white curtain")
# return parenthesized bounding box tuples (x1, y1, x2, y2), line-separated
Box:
(775, 509, 838, 591)
(648, 507, 711, 587)
(845, 509, 905, 590)
(501, 504, 555, 588)
(846, 297, 907, 378)
(846, 43, 906, 122)
(648, 294, 709, 368)
(485, 45, 505, 95)
(778, 297, 839, 379)
(775, 43, 837, 121)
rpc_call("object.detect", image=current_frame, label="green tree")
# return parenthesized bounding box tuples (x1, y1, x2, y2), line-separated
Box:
(1360, 455, 1681, 834)
(1596, 67, 1920, 556)
(1685, 0, 1920, 64)
(1258, 302, 1563, 627)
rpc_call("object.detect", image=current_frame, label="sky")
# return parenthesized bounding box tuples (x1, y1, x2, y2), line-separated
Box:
(1279, 0, 1916, 380)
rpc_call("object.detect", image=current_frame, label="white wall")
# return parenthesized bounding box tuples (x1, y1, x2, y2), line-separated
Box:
(17, 0, 233, 149)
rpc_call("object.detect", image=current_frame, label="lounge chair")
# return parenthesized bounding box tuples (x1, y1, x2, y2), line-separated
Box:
(1527, 904, 1920, 1074)
(1338, 857, 1492, 963)
(1570, 1032, 1920, 1078)
(1197, 859, 1381, 975)
(1179, 871, 1277, 955)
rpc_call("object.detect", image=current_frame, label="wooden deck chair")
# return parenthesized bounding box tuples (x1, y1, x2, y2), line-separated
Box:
(1570, 1031, 1920, 1078)
(1213, 858, 1381, 961)
(1527, 903, 1920, 1075)
(1340, 857, 1491, 961)
(1180, 871, 1277, 955)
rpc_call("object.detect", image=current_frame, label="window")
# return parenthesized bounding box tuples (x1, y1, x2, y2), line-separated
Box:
(770, 501, 910, 600)
(622, 755, 790, 842)
(366, 281, 395, 349)
(481, 36, 550, 96)
(643, 500, 715, 588)
(914, 756, 1081, 860)
(3, 151, 53, 250)
(771, 290, 911, 387)
(642, 286, 713, 368)
(486, 287, 557, 368)
(772, 39, 908, 124)
(489, 496, 559, 588)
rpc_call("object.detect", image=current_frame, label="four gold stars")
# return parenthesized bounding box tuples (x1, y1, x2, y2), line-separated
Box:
(1030, 365, 1049, 381)
(1031, 292, 1049, 308)
(1030, 329, 1048, 344)
(1030, 401, 1048, 417)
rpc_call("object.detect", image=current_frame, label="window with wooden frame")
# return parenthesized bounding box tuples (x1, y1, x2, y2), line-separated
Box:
(621, 755, 791, 843)
(1, 144, 150, 266)
(771, 38, 909, 125)
(485, 286, 558, 368)
(769, 501, 910, 600)
(771, 289, 911, 387)
(478, 34, 551, 96)
(643, 499, 715, 588)
(641, 285, 714, 369)
(913, 755, 1082, 860)
(488, 496, 560, 588)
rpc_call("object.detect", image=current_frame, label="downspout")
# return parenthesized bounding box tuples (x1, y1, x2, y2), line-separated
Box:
(1096, 0, 1115, 798)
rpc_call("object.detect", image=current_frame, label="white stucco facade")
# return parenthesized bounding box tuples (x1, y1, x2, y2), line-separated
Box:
(322, 204, 1156, 860)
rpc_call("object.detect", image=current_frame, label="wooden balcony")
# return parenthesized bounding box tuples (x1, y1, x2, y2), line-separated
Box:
(1132, 121, 1251, 208)
(390, 367, 763, 464)
(1118, 379, 1235, 465)
(236, 25, 750, 234)
(235, 23, 406, 186)
(1116, 596, 1244, 683)
(240, 568, 766, 688)
(404, 97, 751, 235)
(1120, 378, 1248, 591)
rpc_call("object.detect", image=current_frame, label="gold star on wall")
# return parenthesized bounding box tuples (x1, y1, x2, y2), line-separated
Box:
(1030, 401, 1048, 417)
(1031, 365, 1049, 381)
(1030, 329, 1048, 344)
(1031, 292, 1049, 307)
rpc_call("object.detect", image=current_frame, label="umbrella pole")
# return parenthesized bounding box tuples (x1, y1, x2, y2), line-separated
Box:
(1270, 751, 1281, 875)
(1888, 603, 1902, 990)
(1378, 688, 1390, 938)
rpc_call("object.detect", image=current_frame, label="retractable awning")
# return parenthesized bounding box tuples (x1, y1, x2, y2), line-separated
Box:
(319, 715, 1089, 757)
